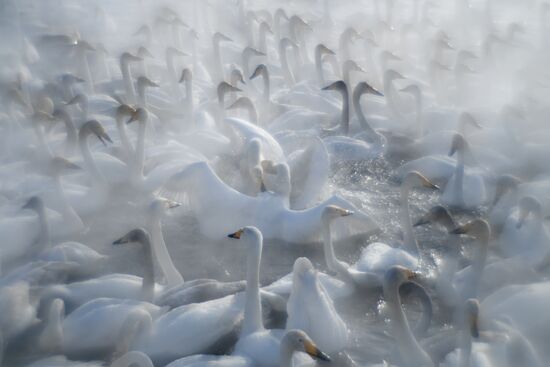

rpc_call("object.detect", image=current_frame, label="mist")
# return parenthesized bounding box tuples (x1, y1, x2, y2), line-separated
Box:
(0, 0, 549, 366)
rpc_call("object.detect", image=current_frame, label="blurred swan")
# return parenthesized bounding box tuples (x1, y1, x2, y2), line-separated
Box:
(285, 257, 349, 353)
(163, 161, 379, 242)
(382, 266, 434, 367)
(499, 196, 550, 267)
(165, 329, 330, 367)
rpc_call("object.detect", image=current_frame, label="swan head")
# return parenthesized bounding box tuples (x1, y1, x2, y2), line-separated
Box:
(451, 219, 491, 240)
(383, 68, 405, 83)
(65, 93, 87, 108)
(259, 21, 274, 35)
(80, 120, 113, 145)
(493, 174, 521, 206)
(213, 32, 233, 43)
(60, 73, 85, 86)
(113, 228, 150, 246)
(120, 52, 143, 64)
(275, 8, 289, 21)
(230, 68, 246, 87)
(517, 196, 543, 228)
(137, 76, 159, 90)
(448, 133, 467, 157)
(384, 265, 418, 289)
(217, 81, 242, 102)
(228, 226, 262, 242)
(342, 27, 362, 42)
(22, 196, 44, 212)
(322, 80, 346, 93)
(250, 64, 267, 80)
(292, 257, 316, 286)
(414, 205, 455, 230)
(179, 68, 192, 83)
(282, 330, 331, 362)
(137, 46, 154, 59)
(243, 46, 266, 59)
(402, 171, 439, 190)
(459, 112, 483, 130)
(355, 81, 384, 98)
(321, 205, 353, 223)
(48, 157, 81, 176)
(464, 298, 480, 338)
(166, 46, 189, 59)
(315, 44, 335, 57)
(127, 107, 148, 124)
(342, 60, 365, 75)
(116, 104, 136, 122)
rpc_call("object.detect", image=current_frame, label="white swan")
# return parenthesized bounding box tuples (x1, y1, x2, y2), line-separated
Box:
(163, 161, 379, 242)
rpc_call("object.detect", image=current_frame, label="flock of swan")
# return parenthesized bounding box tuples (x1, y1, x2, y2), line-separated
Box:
(0, 0, 549, 366)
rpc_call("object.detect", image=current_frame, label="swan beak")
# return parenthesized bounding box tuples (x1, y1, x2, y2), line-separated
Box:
(451, 225, 467, 235)
(369, 86, 384, 97)
(340, 209, 353, 217)
(421, 178, 439, 190)
(127, 111, 139, 124)
(113, 233, 131, 245)
(261, 160, 277, 174)
(228, 229, 244, 239)
(97, 132, 113, 146)
(304, 340, 331, 362)
(413, 216, 430, 227)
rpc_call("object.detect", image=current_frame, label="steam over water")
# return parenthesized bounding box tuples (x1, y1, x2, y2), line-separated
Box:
(0, 0, 549, 366)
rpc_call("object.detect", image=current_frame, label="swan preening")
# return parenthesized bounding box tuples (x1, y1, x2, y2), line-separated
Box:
(0, 0, 548, 366)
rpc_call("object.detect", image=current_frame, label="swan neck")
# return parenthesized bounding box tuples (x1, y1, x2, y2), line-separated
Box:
(261, 68, 270, 102)
(314, 47, 325, 85)
(280, 340, 295, 367)
(149, 211, 184, 288)
(36, 205, 51, 252)
(340, 86, 350, 135)
(121, 61, 136, 104)
(116, 116, 135, 158)
(140, 237, 156, 302)
(400, 184, 419, 255)
(354, 89, 376, 134)
(384, 281, 432, 367)
(132, 120, 146, 182)
(78, 132, 105, 186)
(454, 149, 465, 206)
(241, 237, 264, 336)
(279, 42, 295, 85)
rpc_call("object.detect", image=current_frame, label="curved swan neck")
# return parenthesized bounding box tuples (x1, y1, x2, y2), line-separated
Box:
(279, 39, 296, 85)
(140, 235, 156, 302)
(400, 183, 420, 255)
(353, 86, 376, 135)
(34, 203, 51, 253)
(383, 279, 433, 367)
(148, 206, 184, 288)
(241, 233, 264, 336)
(453, 146, 466, 206)
(78, 130, 105, 186)
(322, 217, 353, 282)
(132, 119, 146, 182)
(120, 60, 136, 104)
(116, 114, 135, 158)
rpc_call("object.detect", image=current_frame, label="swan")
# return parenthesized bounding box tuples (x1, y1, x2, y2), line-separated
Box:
(498, 196, 550, 267)
(42, 228, 163, 308)
(54, 297, 163, 361)
(17, 196, 105, 278)
(440, 134, 488, 210)
(162, 161, 379, 242)
(165, 330, 330, 367)
(132, 227, 270, 365)
(285, 257, 349, 353)
(382, 266, 434, 367)
(440, 298, 543, 367)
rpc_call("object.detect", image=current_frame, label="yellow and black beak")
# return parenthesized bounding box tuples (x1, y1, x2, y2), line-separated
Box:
(228, 229, 244, 239)
(127, 110, 139, 124)
(451, 225, 467, 235)
(304, 340, 331, 362)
